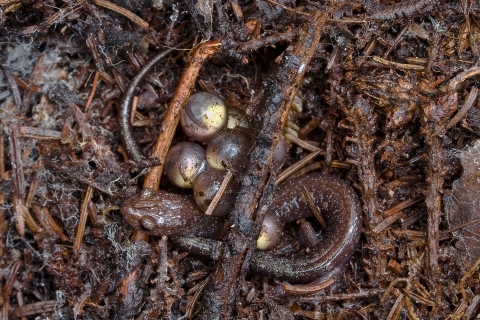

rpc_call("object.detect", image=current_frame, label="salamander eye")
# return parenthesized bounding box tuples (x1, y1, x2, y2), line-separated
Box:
(139, 215, 156, 231)
(165, 142, 208, 188)
(206, 129, 251, 171)
(257, 214, 282, 251)
(193, 168, 236, 216)
(181, 92, 228, 142)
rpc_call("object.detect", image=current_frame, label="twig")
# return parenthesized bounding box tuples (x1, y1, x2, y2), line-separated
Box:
(372, 211, 404, 234)
(8, 126, 26, 236)
(19, 127, 62, 140)
(386, 292, 404, 320)
(296, 289, 384, 302)
(445, 218, 480, 234)
(457, 255, 480, 299)
(85, 71, 100, 111)
(442, 65, 480, 92)
(284, 133, 324, 152)
(372, 56, 425, 71)
(32, 203, 54, 235)
(402, 288, 435, 306)
(1, 64, 21, 106)
(276, 150, 323, 185)
(15, 291, 27, 320)
(12, 75, 41, 93)
(185, 276, 211, 319)
(73, 185, 93, 253)
(301, 185, 326, 228)
(239, 28, 301, 54)
(383, 198, 423, 216)
(142, 41, 220, 190)
(298, 116, 322, 139)
(22, 203, 39, 233)
(465, 295, 480, 319)
(446, 87, 478, 129)
(205, 170, 234, 216)
(25, 169, 40, 207)
(22, 53, 45, 110)
(2, 260, 21, 320)
(11, 301, 57, 318)
(156, 236, 168, 293)
(94, 0, 149, 30)
(281, 278, 334, 295)
(73, 290, 91, 317)
(263, 0, 309, 16)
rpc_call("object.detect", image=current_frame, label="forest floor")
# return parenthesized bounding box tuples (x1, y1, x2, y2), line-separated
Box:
(1, 0, 480, 319)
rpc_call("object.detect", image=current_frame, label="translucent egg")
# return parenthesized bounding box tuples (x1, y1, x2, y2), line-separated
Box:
(165, 142, 207, 188)
(206, 129, 251, 171)
(181, 92, 228, 142)
(193, 168, 237, 216)
(256, 214, 282, 250)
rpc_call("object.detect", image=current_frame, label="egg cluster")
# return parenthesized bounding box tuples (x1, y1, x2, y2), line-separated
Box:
(164, 92, 288, 248)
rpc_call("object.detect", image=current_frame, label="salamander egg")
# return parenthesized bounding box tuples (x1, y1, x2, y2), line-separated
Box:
(257, 214, 282, 250)
(165, 142, 208, 188)
(206, 129, 251, 171)
(181, 92, 228, 142)
(193, 168, 237, 216)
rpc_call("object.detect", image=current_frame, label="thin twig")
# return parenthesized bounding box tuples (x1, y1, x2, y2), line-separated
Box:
(372, 56, 425, 71)
(73, 185, 93, 253)
(383, 198, 423, 216)
(301, 185, 327, 228)
(85, 71, 100, 111)
(2, 260, 21, 320)
(276, 150, 323, 185)
(1, 64, 21, 106)
(446, 87, 478, 129)
(281, 278, 334, 295)
(284, 133, 324, 152)
(205, 170, 234, 216)
(19, 127, 62, 140)
(457, 255, 480, 299)
(94, 0, 149, 30)
(372, 211, 404, 234)
(11, 301, 57, 318)
(442, 66, 480, 92)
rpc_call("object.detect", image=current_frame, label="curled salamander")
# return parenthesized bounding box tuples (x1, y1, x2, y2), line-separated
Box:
(121, 172, 362, 283)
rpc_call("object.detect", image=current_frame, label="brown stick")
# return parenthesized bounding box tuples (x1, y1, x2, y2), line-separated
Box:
(94, 0, 149, 30)
(8, 126, 26, 236)
(142, 41, 220, 190)
(200, 12, 327, 319)
(73, 185, 93, 253)
(281, 278, 335, 295)
(2, 260, 21, 320)
(85, 71, 100, 111)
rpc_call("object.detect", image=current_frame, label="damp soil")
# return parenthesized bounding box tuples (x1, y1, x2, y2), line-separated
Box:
(1, 0, 480, 319)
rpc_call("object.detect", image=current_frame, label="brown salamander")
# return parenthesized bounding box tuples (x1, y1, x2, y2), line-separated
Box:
(121, 172, 362, 283)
